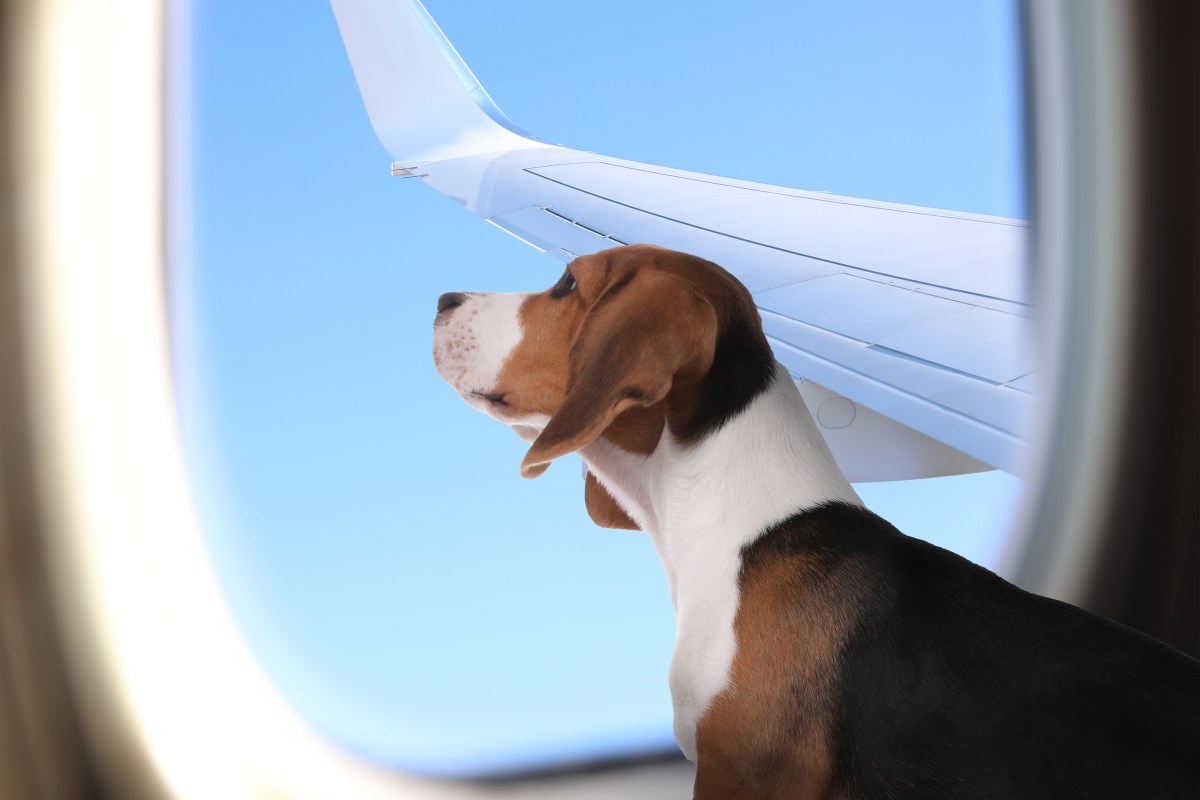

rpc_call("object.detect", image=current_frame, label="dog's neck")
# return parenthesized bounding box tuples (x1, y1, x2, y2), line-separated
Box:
(581, 362, 860, 570)
(578, 361, 861, 759)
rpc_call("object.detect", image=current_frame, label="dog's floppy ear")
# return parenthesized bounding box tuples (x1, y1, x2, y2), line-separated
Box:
(520, 274, 717, 478)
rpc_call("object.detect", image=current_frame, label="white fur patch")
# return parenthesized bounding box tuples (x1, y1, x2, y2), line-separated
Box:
(581, 363, 861, 760)
(432, 291, 529, 418)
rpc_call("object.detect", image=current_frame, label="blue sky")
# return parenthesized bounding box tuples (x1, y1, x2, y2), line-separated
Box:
(179, 0, 1025, 778)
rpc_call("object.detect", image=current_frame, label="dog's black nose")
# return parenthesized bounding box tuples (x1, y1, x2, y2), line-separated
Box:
(437, 292, 467, 314)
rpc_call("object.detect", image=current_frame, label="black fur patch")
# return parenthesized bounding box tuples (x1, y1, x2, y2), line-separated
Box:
(673, 299, 776, 444)
(741, 502, 1200, 799)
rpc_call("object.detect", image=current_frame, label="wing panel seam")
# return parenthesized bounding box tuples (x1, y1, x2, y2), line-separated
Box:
(762, 331, 1021, 440)
(529, 162, 1029, 227)
(525, 169, 1032, 308)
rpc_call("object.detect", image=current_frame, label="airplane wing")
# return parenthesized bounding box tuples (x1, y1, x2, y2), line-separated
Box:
(330, 0, 1034, 481)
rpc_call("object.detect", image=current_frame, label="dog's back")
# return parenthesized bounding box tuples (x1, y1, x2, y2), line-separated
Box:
(738, 501, 1200, 799)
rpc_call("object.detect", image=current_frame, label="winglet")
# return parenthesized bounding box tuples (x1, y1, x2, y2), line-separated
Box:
(329, 0, 549, 166)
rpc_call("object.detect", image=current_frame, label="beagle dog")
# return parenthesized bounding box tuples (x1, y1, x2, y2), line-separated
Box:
(432, 245, 1200, 799)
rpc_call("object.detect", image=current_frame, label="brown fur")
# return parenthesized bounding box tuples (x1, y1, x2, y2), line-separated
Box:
(583, 471, 639, 530)
(696, 551, 856, 799)
(486, 245, 723, 479)
(489, 244, 755, 530)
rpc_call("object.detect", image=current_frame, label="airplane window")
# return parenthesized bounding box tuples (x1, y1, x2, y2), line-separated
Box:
(175, 0, 1026, 777)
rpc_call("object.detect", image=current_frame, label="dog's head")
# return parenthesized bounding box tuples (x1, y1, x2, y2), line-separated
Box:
(432, 244, 772, 501)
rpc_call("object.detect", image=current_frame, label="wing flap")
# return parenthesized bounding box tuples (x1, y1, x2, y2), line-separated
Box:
(754, 274, 972, 343)
(873, 306, 1033, 385)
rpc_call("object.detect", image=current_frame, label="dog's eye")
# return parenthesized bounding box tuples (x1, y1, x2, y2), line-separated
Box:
(550, 268, 577, 299)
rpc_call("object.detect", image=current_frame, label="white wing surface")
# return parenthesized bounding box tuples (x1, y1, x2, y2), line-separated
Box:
(331, 0, 1034, 480)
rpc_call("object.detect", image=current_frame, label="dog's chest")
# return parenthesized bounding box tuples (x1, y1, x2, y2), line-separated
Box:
(583, 366, 861, 761)
(663, 544, 744, 762)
